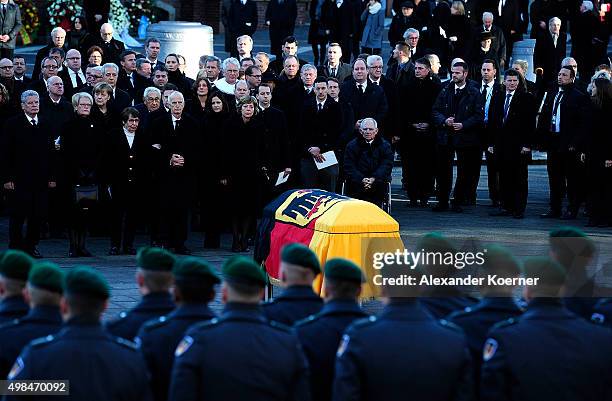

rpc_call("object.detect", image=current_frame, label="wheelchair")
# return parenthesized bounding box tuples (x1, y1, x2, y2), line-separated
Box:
(340, 179, 392, 214)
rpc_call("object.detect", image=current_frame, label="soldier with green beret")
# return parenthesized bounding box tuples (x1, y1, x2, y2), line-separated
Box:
(7, 266, 152, 401)
(548, 227, 598, 319)
(0, 262, 64, 378)
(262, 243, 324, 325)
(481, 257, 612, 401)
(295, 257, 368, 401)
(169, 255, 310, 401)
(0, 250, 34, 323)
(137, 257, 219, 400)
(106, 246, 176, 341)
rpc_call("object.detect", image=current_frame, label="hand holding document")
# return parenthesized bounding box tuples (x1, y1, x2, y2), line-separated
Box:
(275, 171, 290, 186)
(314, 151, 338, 170)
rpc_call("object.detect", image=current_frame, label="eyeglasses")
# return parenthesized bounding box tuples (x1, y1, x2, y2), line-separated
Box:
(0, 66, 13, 70)
(369, 66, 383, 70)
(43, 65, 58, 69)
(78, 103, 92, 107)
(67, 57, 81, 61)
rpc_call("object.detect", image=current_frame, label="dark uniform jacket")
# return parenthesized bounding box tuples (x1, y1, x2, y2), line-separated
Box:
(0, 305, 63, 378)
(106, 292, 175, 341)
(261, 285, 323, 326)
(6, 317, 152, 401)
(481, 299, 612, 401)
(0, 295, 29, 324)
(295, 300, 368, 401)
(136, 304, 216, 401)
(333, 301, 474, 401)
(432, 81, 484, 147)
(343, 135, 394, 185)
(168, 302, 311, 401)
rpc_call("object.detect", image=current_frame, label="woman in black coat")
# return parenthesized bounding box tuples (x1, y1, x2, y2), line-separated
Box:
(67, 16, 94, 56)
(448, 1, 472, 61)
(61, 92, 106, 257)
(90, 82, 120, 132)
(165, 54, 191, 95)
(199, 93, 231, 248)
(185, 75, 212, 123)
(222, 96, 266, 252)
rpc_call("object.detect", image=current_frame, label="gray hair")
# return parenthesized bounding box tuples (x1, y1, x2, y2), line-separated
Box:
(366, 55, 383, 67)
(482, 12, 494, 21)
(40, 56, 58, 69)
(360, 118, 378, 129)
(222, 57, 239, 72)
(549, 17, 561, 26)
(50, 27, 66, 38)
(235, 79, 248, 89)
(21, 90, 39, 104)
(168, 90, 184, 103)
(300, 64, 317, 74)
(136, 58, 151, 70)
(143, 86, 161, 101)
(91, 65, 104, 75)
(206, 55, 222, 68)
(513, 59, 529, 71)
(582, 0, 594, 11)
(403, 28, 420, 39)
(255, 52, 270, 62)
(71, 92, 93, 110)
(46, 75, 63, 89)
(561, 56, 577, 67)
(102, 63, 119, 73)
(236, 35, 253, 44)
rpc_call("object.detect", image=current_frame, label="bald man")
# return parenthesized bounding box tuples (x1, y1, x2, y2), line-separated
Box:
(59, 49, 86, 98)
(95, 23, 125, 65)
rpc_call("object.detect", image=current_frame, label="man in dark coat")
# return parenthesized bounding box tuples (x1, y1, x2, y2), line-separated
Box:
(228, 0, 258, 58)
(262, 244, 324, 326)
(102, 63, 132, 113)
(388, 2, 421, 53)
(472, 13, 507, 71)
(31, 28, 68, 81)
(431, 61, 484, 212)
(0, 0, 22, 60)
(268, 36, 309, 75)
(533, 17, 566, 87)
(83, 0, 110, 33)
(489, 69, 536, 218)
(95, 23, 126, 66)
(1, 91, 55, 257)
(265, 0, 297, 60)
(149, 91, 200, 254)
(537, 66, 591, 219)
(136, 258, 218, 401)
(59, 49, 87, 99)
(117, 50, 140, 102)
(295, 258, 368, 401)
(331, 0, 357, 63)
(317, 43, 352, 83)
(366, 55, 396, 140)
(106, 247, 176, 341)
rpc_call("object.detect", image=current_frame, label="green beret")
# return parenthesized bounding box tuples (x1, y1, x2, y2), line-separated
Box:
(523, 257, 566, 287)
(63, 267, 110, 300)
(281, 243, 321, 274)
(222, 256, 266, 287)
(416, 232, 456, 254)
(483, 245, 520, 276)
(0, 250, 33, 281)
(549, 226, 588, 238)
(324, 258, 365, 283)
(549, 226, 595, 257)
(28, 262, 65, 294)
(137, 247, 175, 272)
(173, 257, 221, 284)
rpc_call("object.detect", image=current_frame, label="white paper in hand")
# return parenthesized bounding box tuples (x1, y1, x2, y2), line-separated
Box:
(314, 151, 339, 170)
(275, 171, 290, 186)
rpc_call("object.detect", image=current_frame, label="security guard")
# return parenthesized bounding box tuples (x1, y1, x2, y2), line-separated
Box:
(106, 246, 176, 340)
(418, 233, 478, 318)
(262, 243, 323, 325)
(548, 226, 598, 319)
(136, 257, 219, 401)
(296, 258, 368, 401)
(0, 250, 33, 323)
(6, 266, 152, 401)
(168, 256, 311, 401)
(333, 277, 473, 400)
(0, 262, 64, 378)
(446, 245, 523, 397)
(481, 257, 612, 401)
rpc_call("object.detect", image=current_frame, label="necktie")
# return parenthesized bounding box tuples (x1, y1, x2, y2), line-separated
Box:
(130, 74, 134, 87)
(481, 83, 486, 95)
(358, 84, 363, 93)
(553, 34, 558, 48)
(410, 49, 414, 59)
(503, 93, 512, 122)
(174, 119, 180, 130)
(75, 72, 84, 87)
(331, 67, 336, 77)
(498, 0, 505, 16)
(1, 5, 6, 18)
(371, 81, 378, 86)
(551, 90, 563, 131)
(318, 103, 323, 112)
(31, 119, 37, 127)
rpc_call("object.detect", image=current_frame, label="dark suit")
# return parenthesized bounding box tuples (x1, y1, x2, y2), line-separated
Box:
(27, 78, 50, 97)
(489, 89, 536, 214)
(534, 31, 567, 85)
(339, 78, 389, 128)
(94, 37, 126, 65)
(0, 114, 54, 251)
(59, 67, 87, 99)
(103, 127, 152, 250)
(227, 0, 258, 57)
(0, 1, 22, 59)
(317, 63, 352, 83)
(32, 44, 68, 81)
(480, 81, 504, 205)
(118, 72, 152, 104)
(536, 84, 591, 214)
(265, 0, 297, 59)
(109, 87, 132, 114)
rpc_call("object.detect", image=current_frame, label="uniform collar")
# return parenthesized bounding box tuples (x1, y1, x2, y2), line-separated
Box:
(0, 295, 29, 313)
(21, 305, 63, 323)
(135, 292, 175, 311)
(319, 299, 366, 316)
(168, 304, 216, 320)
(477, 297, 522, 312)
(380, 300, 434, 321)
(222, 302, 267, 322)
(522, 298, 575, 320)
(278, 285, 322, 301)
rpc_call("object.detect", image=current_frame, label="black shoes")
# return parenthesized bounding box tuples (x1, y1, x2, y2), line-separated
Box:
(540, 210, 561, 218)
(432, 203, 449, 212)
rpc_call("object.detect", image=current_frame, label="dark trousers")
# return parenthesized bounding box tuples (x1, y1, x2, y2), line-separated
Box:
(435, 144, 454, 205)
(400, 133, 435, 202)
(300, 158, 339, 192)
(454, 147, 481, 204)
(9, 213, 40, 251)
(110, 185, 139, 249)
(161, 205, 189, 249)
(546, 148, 580, 213)
(485, 149, 500, 203)
(587, 160, 612, 223)
(499, 152, 530, 213)
(346, 180, 387, 206)
(312, 41, 327, 66)
(0, 48, 14, 60)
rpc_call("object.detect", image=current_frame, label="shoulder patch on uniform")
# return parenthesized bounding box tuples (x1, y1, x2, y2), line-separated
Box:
(483, 338, 498, 362)
(591, 313, 605, 325)
(175, 336, 194, 357)
(8, 357, 24, 379)
(114, 336, 138, 350)
(294, 314, 317, 327)
(336, 334, 350, 357)
(30, 334, 55, 348)
(351, 315, 377, 329)
(438, 319, 463, 333)
(189, 317, 220, 333)
(142, 315, 170, 331)
(269, 319, 292, 332)
(491, 317, 517, 331)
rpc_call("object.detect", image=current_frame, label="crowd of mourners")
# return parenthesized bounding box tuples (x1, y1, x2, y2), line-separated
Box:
(0, 0, 611, 260)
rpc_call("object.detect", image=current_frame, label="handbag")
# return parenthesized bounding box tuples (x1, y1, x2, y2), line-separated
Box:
(74, 184, 99, 210)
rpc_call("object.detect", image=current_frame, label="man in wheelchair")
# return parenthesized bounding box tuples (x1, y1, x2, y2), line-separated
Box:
(343, 118, 394, 207)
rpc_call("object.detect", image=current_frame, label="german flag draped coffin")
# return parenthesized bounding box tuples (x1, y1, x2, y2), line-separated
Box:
(255, 189, 404, 298)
